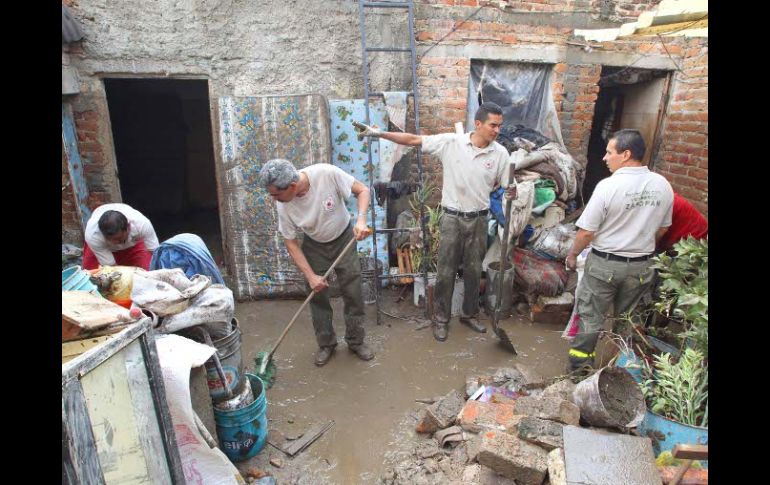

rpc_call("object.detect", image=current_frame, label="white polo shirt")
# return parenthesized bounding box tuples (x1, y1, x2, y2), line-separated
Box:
(422, 133, 510, 212)
(84, 203, 160, 265)
(577, 167, 674, 257)
(277, 164, 355, 243)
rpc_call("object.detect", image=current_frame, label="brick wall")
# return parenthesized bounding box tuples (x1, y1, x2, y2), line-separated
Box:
(418, 0, 661, 19)
(413, 1, 706, 214)
(62, 146, 84, 245)
(655, 39, 708, 215)
(72, 107, 113, 210)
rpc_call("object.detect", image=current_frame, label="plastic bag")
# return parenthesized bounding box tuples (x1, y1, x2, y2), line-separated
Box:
(131, 269, 211, 316)
(155, 335, 245, 485)
(159, 285, 235, 335)
(562, 246, 591, 340)
(90, 265, 142, 308)
(527, 223, 577, 261)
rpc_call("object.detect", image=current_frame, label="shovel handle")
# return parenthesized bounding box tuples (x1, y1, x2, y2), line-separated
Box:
(266, 236, 359, 360)
(493, 163, 516, 328)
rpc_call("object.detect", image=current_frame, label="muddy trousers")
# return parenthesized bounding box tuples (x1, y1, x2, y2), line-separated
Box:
(302, 225, 366, 349)
(569, 251, 655, 369)
(433, 213, 487, 323)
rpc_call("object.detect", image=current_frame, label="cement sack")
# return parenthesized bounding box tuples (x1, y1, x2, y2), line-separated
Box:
(131, 269, 211, 316)
(498, 179, 535, 242)
(159, 285, 235, 336)
(155, 334, 245, 485)
(562, 247, 591, 340)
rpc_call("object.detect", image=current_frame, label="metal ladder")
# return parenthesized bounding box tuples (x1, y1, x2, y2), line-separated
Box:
(357, 0, 430, 324)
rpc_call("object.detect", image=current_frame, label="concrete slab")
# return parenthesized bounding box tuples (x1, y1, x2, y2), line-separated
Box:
(563, 425, 661, 485)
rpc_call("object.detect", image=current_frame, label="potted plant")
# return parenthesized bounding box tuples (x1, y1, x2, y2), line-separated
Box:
(631, 237, 708, 464)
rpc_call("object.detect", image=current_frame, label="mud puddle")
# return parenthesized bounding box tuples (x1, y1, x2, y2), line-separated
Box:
(234, 288, 570, 484)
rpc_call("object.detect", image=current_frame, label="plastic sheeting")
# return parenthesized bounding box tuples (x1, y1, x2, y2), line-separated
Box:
(466, 60, 563, 147)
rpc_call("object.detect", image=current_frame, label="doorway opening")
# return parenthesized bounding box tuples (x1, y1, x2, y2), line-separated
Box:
(583, 67, 671, 202)
(103, 78, 224, 266)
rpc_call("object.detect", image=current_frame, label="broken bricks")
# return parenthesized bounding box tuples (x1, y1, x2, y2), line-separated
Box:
(540, 378, 578, 405)
(477, 430, 549, 485)
(456, 400, 525, 433)
(511, 396, 580, 426)
(547, 448, 567, 485)
(516, 416, 564, 451)
(415, 389, 465, 434)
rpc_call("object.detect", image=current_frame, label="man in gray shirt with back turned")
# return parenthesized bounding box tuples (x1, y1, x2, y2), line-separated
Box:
(565, 129, 674, 373)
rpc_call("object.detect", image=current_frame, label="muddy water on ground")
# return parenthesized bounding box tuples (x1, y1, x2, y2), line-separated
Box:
(234, 289, 570, 484)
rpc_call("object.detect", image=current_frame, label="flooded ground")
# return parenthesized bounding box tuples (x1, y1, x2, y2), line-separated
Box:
(233, 288, 581, 484)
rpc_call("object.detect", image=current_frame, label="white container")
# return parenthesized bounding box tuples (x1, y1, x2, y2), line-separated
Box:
(413, 273, 437, 307)
(413, 274, 464, 316)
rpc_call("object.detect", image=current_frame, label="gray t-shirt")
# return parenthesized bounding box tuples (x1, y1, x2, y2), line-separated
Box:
(422, 133, 509, 212)
(277, 164, 355, 243)
(577, 167, 673, 257)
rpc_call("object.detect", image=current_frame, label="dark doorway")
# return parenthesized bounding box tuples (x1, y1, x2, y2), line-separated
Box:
(583, 67, 671, 202)
(103, 78, 224, 266)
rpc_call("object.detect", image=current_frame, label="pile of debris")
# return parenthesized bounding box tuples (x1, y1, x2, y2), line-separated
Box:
(380, 366, 662, 485)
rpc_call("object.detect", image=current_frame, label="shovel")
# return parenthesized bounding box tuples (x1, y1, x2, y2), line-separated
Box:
(491, 164, 518, 354)
(256, 236, 359, 384)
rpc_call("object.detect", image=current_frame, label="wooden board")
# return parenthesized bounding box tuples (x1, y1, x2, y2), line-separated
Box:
(62, 335, 115, 364)
(62, 291, 133, 331)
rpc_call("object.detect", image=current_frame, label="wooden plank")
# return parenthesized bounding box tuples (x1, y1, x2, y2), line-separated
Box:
(672, 444, 708, 460)
(62, 317, 151, 384)
(62, 379, 105, 484)
(62, 336, 114, 364)
(281, 421, 335, 457)
(62, 291, 134, 330)
(140, 330, 186, 483)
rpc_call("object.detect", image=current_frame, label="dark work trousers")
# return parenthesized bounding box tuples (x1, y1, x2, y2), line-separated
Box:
(569, 251, 655, 368)
(433, 213, 487, 323)
(301, 224, 366, 349)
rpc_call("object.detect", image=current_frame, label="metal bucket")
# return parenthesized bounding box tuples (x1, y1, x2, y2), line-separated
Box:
(637, 410, 708, 468)
(203, 318, 245, 403)
(214, 374, 268, 462)
(573, 366, 646, 428)
(484, 261, 514, 317)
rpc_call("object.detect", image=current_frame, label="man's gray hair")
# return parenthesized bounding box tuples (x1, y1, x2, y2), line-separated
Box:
(259, 159, 299, 189)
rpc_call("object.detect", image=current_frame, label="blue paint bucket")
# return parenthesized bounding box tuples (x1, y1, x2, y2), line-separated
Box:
(637, 410, 708, 468)
(615, 349, 644, 384)
(214, 373, 268, 462)
(62, 266, 99, 293)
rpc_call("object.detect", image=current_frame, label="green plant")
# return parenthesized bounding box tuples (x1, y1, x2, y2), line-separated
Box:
(651, 237, 708, 357)
(641, 347, 708, 427)
(409, 180, 442, 273)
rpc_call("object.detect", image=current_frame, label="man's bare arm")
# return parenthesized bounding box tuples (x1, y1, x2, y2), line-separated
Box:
(566, 229, 595, 270)
(284, 238, 328, 292)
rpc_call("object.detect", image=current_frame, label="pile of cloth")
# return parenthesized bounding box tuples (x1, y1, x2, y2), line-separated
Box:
(487, 126, 585, 310)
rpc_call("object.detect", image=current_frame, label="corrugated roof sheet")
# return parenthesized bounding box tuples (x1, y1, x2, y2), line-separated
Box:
(62, 5, 85, 44)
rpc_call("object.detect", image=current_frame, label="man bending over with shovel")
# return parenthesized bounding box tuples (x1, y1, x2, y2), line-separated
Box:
(259, 159, 375, 367)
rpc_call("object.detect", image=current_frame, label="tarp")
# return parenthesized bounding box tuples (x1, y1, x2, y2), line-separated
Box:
(466, 60, 564, 147)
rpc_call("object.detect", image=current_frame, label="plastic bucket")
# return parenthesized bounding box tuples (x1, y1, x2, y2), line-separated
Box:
(615, 349, 644, 384)
(573, 366, 646, 428)
(637, 410, 708, 468)
(205, 318, 245, 403)
(214, 373, 268, 462)
(413, 273, 437, 307)
(62, 266, 99, 294)
(484, 261, 514, 317)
